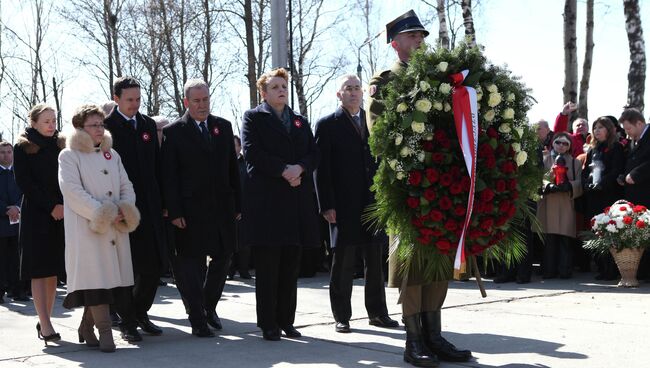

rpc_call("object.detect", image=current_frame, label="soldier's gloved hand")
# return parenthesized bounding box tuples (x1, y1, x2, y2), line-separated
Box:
(588, 183, 602, 191)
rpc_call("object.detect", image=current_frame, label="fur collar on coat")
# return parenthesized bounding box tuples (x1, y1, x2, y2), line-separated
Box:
(67, 128, 113, 153)
(16, 128, 66, 154)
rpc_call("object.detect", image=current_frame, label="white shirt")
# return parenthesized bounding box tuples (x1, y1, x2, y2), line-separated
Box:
(117, 107, 137, 129)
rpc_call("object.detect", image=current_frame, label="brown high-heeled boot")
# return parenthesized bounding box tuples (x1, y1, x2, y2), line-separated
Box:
(78, 307, 99, 347)
(89, 304, 116, 352)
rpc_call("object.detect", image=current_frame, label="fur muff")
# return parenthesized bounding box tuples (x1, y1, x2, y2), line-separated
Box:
(15, 133, 66, 154)
(89, 201, 119, 234)
(67, 128, 112, 153)
(114, 201, 141, 233)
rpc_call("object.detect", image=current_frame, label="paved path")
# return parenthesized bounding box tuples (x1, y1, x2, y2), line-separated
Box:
(1, 272, 648, 367)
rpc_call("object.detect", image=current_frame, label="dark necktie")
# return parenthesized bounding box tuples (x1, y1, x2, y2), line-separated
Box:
(352, 115, 363, 137)
(128, 119, 137, 130)
(199, 121, 210, 142)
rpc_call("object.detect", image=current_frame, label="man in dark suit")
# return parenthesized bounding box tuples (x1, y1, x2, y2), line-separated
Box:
(314, 74, 397, 333)
(104, 77, 167, 341)
(620, 108, 650, 279)
(161, 79, 241, 337)
(0, 142, 25, 303)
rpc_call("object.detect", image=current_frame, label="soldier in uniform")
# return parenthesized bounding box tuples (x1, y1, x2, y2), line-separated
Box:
(366, 10, 472, 367)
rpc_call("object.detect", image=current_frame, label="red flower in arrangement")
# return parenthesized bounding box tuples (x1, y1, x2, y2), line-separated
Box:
(495, 215, 509, 227)
(439, 196, 453, 210)
(480, 188, 495, 202)
(425, 168, 440, 183)
(485, 156, 496, 169)
(450, 183, 463, 195)
(603, 206, 611, 213)
(444, 219, 458, 232)
(434, 130, 447, 142)
(478, 143, 494, 158)
(496, 179, 507, 193)
(423, 141, 434, 151)
(499, 200, 512, 213)
(439, 139, 451, 149)
(501, 161, 516, 174)
(432, 153, 445, 164)
(619, 206, 627, 211)
(435, 239, 451, 251)
(511, 190, 519, 200)
(636, 220, 646, 229)
(407, 197, 419, 209)
(412, 216, 425, 228)
(480, 218, 494, 230)
(633, 205, 647, 213)
(460, 176, 471, 191)
(486, 127, 498, 138)
(429, 209, 444, 222)
(417, 236, 431, 245)
(431, 229, 443, 237)
(440, 173, 453, 186)
(449, 166, 462, 178)
(623, 216, 634, 225)
(471, 245, 484, 255)
(454, 205, 466, 217)
(409, 171, 423, 186)
(424, 188, 437, 201)
(508, 178, 517, 191)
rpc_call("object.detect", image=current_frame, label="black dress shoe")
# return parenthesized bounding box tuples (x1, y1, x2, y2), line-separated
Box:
(136, 316, 163, 335)
(262, 328, 281, 341)
(226, 273, 235, 280)
(369, 315, 399, 328)
(206, 311, 222, 330)
(335, 321, 350, 333)
(192, 325, 215, 337)
(281, 325, 301, 338)
(239, 271, 252, 279)
(0, 296, 4, 304)
(120, 326, 143, 342)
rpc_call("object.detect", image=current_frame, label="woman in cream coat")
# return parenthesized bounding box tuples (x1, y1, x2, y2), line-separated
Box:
(58, 104, 140, 352)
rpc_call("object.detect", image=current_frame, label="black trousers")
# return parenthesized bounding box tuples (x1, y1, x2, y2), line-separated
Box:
(329, 243, 388, 323)
(172, 254, 209, 328)
(0, 236, 23, 296)
(253, 245, 302, 330)
(204, 247, 233, 312)
(113, 272, 160, 329)
(543, 234, 573, 278)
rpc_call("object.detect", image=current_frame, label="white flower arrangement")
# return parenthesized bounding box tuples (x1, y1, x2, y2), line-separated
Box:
(488, 92, 502, 107)
(585, 200, 650, 253)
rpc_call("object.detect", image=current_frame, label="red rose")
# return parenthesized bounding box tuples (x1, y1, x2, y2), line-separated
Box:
(619, 206, 627, 211)
(633, 205, 647, 213)
(623, 216, 634, 225)
(603, 206, 611, 213)
(468, 229, 482, 239)
(409, 171, 423, 186)
(478, 143, 494, 158)
(508, 179, 517, 191)
(420, 228, 435, 237)
(431, 228, 443, 237)
(501, 161, 516, 174)
(425, 168, 440, 183)
(480, 218, 494, 230)
(407, 197, 419, 209)
(412, 216, 424, 228)
(439, 196, 453, 210)
(424, 188, 437, 201)
(444, 219, 458, 232)
(471, 245, 484, 255)
(480, 188, 495, 202)
(460, 176, 471, 191)
(440, 173, 453, 186)
(450, 183, 463, 195)
(487, 127, 498, 138)
(495, 216, 509, 227)
(636, 220, 646, 229)
(429, 210, 444, 222)
(440, 139, 451, 149)
(435, 239, 451, 251)
(450, 166, 461, 178)
(507, 205, 516, 217)
(484, 202, 495, 213)
(423, 141, 434, 151)
(499, 200, 512, 213)
(485, 156, 496, 169)
(608, 220, 616, 225)
(454, 205, 466, 217)
(496, 179, 507, 193)
(511, 190, 519, 200)
(432, 153, 445, 164)
(434, 130, 447, 142)
(417, 236, 431, 245)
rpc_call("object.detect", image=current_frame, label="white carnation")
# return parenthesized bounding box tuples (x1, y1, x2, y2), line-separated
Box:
(606, 224, 618, 233)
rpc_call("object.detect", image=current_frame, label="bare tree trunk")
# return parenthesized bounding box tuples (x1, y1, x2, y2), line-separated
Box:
(52, 77, 62, 130)
(578, 0, 594, 119)
(437, 0, 450, 49)
(159, 0, 183, 115)
(563, 0, 578, 115)
(624, 0, 646, 112)
(202, 0, 212, 82)
(461, 0, 476, 47)
(244, 0, 258, 108)
(360, 0, 377, 76)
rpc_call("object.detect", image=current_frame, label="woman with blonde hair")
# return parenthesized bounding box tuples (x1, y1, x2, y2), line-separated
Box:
(14, 104, 66, 345)
(58, 104, 140, 352)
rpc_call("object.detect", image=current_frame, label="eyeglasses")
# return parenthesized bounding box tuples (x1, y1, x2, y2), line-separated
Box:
(553, 141, 570, 146)
(84, 123, 105, 129)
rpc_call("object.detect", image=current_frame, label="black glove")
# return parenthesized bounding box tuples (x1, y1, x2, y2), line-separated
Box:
(557, 181, 572, 192)
(616, 175, 626, 186)
(544, 183, 558, 194)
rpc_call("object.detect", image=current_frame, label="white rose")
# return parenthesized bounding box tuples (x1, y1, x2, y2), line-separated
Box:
(487, 84, 498, 93)
(400, 146, 411, 157)
(419, 81, 431, 92)
(411, 121, 426, 134)
(388, 159, 398, 170)
(606, 224, 618, 233)
(507, 92, 516, 102)
(515, 127, 524, 138)
(433, 101, 443, 111)
(437, 62, 448, 72)
(476, 86, 483, 101)
(502, 108, 515, 120)
(488, 92, 502, 107)
(499, 123, 511, 134)
(424, 133, 434, 141)
(443, 102, 451, 112)
(484, 110, 496, 122)
(394, 133, 403, 145)
(515, 151, 528, 166)
(415, 99, 432, 113)
(512, 142, 521, 152)
(439, 83, 452, 94)
(396, 103, 408, 113)
(417, 151, 426, 162)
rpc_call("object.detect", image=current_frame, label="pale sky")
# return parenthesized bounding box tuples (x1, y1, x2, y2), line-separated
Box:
(1, 0, 648, 140)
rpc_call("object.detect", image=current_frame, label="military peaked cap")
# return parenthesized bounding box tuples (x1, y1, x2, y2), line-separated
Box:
(386, 9, 429, 43)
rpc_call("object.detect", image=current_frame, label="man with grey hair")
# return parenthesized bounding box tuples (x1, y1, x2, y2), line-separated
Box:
(161, 79, 241, 337)
(314, 74, 397, 334)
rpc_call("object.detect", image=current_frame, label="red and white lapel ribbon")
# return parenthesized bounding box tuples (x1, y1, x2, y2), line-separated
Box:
(450, 70, 479, 278)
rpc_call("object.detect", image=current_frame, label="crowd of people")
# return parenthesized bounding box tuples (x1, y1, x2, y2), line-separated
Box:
(0, 8, 648, 368)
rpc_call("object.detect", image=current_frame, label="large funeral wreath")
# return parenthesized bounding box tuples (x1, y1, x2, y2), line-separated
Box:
(368, 43, 543, 281)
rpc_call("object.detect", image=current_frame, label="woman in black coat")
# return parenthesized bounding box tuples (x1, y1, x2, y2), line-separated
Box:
(582, 116, 625, 280)
(14, 104, 66, 344)
(241, 68, 320, 341)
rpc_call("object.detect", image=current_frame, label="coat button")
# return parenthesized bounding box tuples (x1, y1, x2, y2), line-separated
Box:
(107, 191, 113, 196)
(110, 240, 116, 246)
(102, 169, 108, 175)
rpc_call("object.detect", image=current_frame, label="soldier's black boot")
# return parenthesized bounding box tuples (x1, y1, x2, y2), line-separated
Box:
(421, 311, 472, 362)
(403, 314, 439, 367)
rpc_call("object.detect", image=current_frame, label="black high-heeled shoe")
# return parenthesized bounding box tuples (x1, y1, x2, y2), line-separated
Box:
(37, 322, 61, 346)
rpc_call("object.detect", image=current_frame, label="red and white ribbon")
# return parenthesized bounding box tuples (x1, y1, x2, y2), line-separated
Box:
(450, 70, 479, 278)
